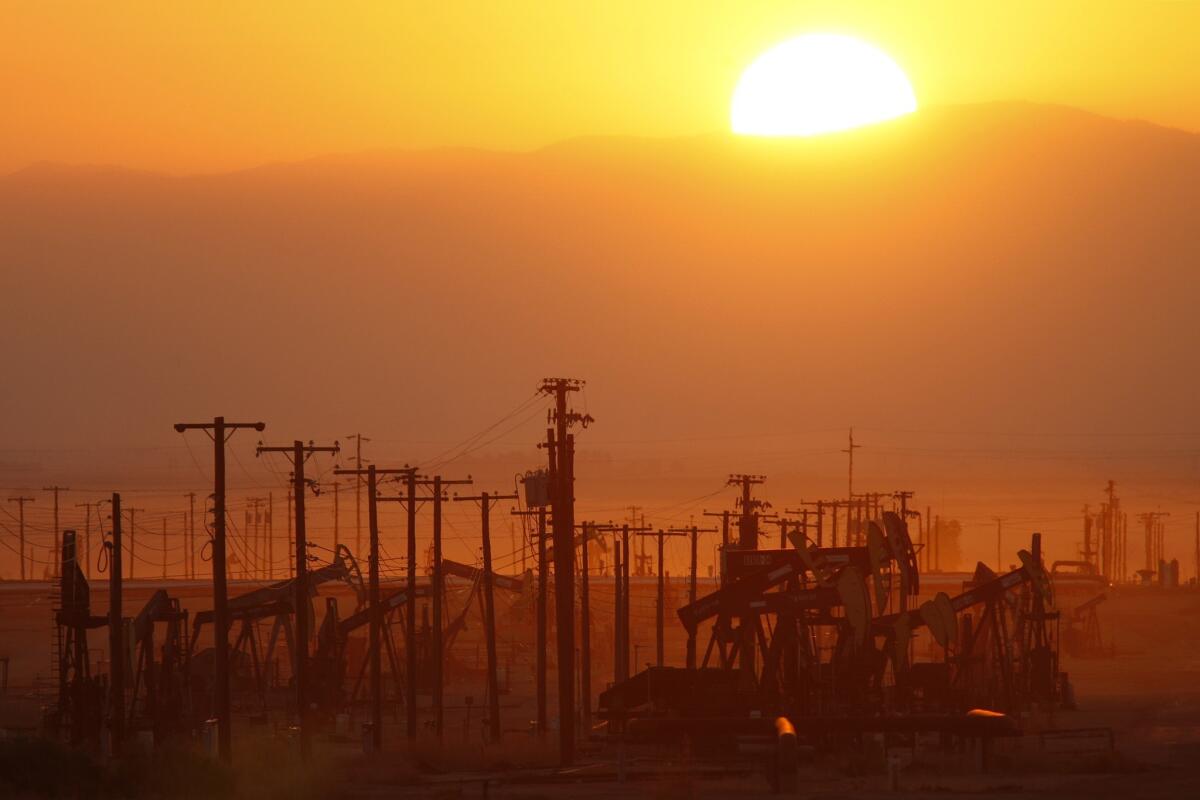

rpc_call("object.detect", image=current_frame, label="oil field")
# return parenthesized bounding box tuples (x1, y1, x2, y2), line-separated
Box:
(5, 3, 1200, 798)
(1, 378, 1199, 798)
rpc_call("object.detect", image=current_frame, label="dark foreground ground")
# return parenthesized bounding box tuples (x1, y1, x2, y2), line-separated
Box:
(1, 581, 1198, 798)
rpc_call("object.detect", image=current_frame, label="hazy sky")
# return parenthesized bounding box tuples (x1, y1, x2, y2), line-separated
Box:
(3, 1, 1198, 173)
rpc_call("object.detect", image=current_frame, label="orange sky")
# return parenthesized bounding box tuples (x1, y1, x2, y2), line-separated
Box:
(3, 1, 1198, 173)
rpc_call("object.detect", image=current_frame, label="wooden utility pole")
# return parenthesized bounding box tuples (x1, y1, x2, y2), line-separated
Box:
(331, 480, 340, 552)
(379, 472, 470, 741)
(183, 493, 196, 580)
(43, 486, 68, 578)
(577, 521, 595, 734)
(513, 505, 549, 736)
(76, 501, 100, 580)
(843, 428, 861, 498)
(345, 433, 370, 559)
(454, 490, 518, 743)
(246, 496, 267, 579)
(993, 517, 1007, 570)
(174, 416, 265, 763)
(7, 496, 34, 580)
(727, 474, 767, 549)
(378, 471, 425, 741)
(432, 475, 471, 741)
(540, 377, 592, 765)
(123, 506, 144, 581)
(258, 439, 339, 762)
(638, 528, 686, 666)
(335, 464, 412, 753)
(669, 525, 715, 669)
(613, 539, 623, 681)
(107, 492, 124, 756)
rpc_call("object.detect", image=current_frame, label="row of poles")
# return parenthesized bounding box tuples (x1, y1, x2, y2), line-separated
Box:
(163, 378, 590, 766)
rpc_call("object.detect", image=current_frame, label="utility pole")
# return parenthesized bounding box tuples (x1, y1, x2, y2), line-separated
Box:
(258, 439, 339, 762)
(335, 464, 413, 754)
(123, 506, 144, 581)
(614, 538, 623, 684)
(75, 501, 100, 580)
(345, 433, 370, 559)
(843, 428, 861, 499)
(993, 517, 1007, 570)
(638, 528, 686, 666)
(434, 475, 472, 741)
(331, 480, 340, 552)
(183, 493, 196, 580)
(174, 416, 265, 763)
(161, 517, 168, 580)
(454, 489, 518, 744)
(285, 489, 293, 580)
(7, 496, 34, 580)
(43, 486, 68, 578)
(574, 522, 597, 735)
(539, 377, 592, 765)
(379, 470, 471, 741)
(513, 505, 549, 736)
(670, 525, 715, 668)
(617, 523, 652, 677)
(403, 471, 420, 742)
(107, 493, 124, 756)
(795, 501, 827, 547)
(246, 497, 267, 579)
(727, 475, 767, 550)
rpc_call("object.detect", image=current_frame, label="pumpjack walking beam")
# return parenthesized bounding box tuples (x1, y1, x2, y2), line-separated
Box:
(173, 417, 265, 764)
(335, 464, 415, 754)
(454, 490, 518, 743)
(256, 439, 339, 762)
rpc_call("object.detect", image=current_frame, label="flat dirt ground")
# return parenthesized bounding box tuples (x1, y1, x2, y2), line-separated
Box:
(2, 580, 1199, 798)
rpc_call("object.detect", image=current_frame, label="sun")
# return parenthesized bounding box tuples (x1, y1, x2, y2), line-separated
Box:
(731, 34, 917, 136)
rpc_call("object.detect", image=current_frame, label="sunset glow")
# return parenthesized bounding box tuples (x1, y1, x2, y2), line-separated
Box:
(731, 34, 917, 136)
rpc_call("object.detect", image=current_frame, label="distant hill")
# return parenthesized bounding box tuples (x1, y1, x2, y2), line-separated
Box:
(2, 102, 1198, 461)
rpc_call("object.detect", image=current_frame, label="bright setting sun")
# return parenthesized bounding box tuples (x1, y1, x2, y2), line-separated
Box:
(731, 33, 918, 136)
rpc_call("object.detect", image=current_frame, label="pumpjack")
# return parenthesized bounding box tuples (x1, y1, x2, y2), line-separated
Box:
(52, 531, 193, 747)
(187, 544, 364, 718)
(600, 503, 1066, 751)
(50, 531, 108, 745)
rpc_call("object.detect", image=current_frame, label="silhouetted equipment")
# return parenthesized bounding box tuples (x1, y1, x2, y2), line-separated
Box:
(427, 474, 473, 742)
(173, 416, 266, 763)
(334, 464, 413, 754)
(6, 495, 34, 580)
(43, 485, 69, 578)
(256, 439, 339, 761)
(636, 528, 686, 667)
(540, 376, 592, 765)
(1063, 593, 1109, 658)
(454, 490, 519, 743)
(52, 530, 108, 745)
(106, 493, 126, 756)
(600, 484, 1067, 760)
